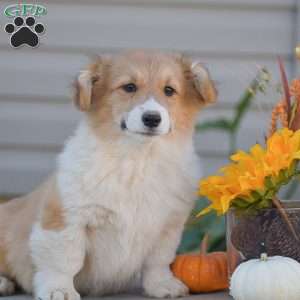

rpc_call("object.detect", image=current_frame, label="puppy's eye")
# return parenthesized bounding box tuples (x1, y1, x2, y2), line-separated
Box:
(122, 83, 137, 93)
(164, 86, 176, 97)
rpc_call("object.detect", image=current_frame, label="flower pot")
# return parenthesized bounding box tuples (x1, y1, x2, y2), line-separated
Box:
(226, 200, 300, 275)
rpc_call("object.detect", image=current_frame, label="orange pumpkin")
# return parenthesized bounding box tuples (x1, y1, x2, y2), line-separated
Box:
(171, 235, 229, 293)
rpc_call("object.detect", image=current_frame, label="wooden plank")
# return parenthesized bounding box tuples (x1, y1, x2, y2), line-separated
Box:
(0, 2, 293, 55)
(0, 49, 292, 106)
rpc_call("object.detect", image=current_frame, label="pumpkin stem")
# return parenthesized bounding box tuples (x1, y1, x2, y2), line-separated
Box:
(260, 253, 268, 261)
(272, 196, 300, 242)
(200, 234, 209, 254)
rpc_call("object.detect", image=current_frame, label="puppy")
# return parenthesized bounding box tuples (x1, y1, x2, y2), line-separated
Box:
(0, 50, 216, 299)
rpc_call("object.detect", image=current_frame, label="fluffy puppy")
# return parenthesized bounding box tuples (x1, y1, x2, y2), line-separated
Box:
(0, 50, 216, 299)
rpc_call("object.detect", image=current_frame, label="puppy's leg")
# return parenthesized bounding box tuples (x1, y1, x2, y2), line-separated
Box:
(142, 222, 188, 298)
(30, 224, 86, 300)
(0, 276, 15, 296)
(0, 248, 15, 295)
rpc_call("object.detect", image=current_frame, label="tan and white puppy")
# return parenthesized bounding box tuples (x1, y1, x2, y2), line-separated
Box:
(0, 50, 216, 299)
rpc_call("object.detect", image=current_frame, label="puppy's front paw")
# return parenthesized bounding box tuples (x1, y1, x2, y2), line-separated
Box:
(34, 271, 80, 300)
(144, 276, 189, 298)
(36, 287, 80, 300)
(0, 276, 15, 295)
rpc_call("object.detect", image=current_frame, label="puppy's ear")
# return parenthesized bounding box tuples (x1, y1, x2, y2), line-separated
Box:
(191, 62, 217, 104)
(74, 70, 93, 111)
(73, 57, 107, 111)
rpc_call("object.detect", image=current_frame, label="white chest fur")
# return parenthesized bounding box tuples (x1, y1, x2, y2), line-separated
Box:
(57, 122, 201, 294)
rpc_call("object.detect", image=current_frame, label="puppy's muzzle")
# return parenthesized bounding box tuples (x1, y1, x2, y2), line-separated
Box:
(142, 111, 162, 129)
(122, 98, 171, 136)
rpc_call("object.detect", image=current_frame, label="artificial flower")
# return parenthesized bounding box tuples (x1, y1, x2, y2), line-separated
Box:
(198, 128, 300, 215)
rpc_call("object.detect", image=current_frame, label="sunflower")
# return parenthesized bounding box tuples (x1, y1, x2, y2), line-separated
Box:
(198, 128, 300, 215)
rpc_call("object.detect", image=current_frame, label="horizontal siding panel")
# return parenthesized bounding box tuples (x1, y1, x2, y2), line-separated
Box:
(196, 108, 269, 154)
(0, 148, 226, 195)
(0, 50, 88, 100)
(0, 150, 56, 195)
(0, 3, 293, 55)
(2, 150, 298, 197)
(38, 0, 295, 9)
(0, 101, 79, 148)
(200, 155, 229, 176)
(0, 0, 296, 196)
(0, 49, 291, 106)
(0, 99, 269, 154)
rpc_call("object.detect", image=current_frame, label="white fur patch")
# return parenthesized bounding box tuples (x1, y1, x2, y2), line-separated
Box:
(125, 98, 170, 135)
(0, 277, 15, 296)
(28, 118, 201, 297)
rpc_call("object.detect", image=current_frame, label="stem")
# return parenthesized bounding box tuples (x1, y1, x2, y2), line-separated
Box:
(200, 234, 209, 254)
(272, 196, 299, 241)
(229, 132, 237, 156)
(278, 57, 291, 122)
(260, 253, 268, 261)
(291, 101, 300, 131)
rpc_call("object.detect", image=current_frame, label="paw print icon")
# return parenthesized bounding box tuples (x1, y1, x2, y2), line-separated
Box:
(4, 16, 45, 48)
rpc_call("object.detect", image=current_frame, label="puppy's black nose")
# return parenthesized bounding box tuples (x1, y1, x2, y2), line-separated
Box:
(142, 111, 161, 128)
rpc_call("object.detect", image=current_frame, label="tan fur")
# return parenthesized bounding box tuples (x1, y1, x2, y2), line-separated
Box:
(0, 177, 61, 292)
(41, 181, 65, 231)
(76, 50, 216, 142)
(0, 248, 9, 275)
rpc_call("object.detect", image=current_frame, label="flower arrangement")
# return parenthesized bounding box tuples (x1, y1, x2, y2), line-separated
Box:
(199, 128, 300, 216)
(197, 58, 300, 300)
(192, 53, 300, 299)
(198, 61, 300, 218)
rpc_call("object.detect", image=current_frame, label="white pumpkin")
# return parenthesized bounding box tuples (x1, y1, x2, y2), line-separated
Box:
(230, 253, 300, 300)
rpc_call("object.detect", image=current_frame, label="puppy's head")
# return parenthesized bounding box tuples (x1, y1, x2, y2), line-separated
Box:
(74, 50, 216, 140)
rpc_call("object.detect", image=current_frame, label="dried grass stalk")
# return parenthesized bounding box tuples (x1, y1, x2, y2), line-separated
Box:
(268, 100, 288, 137)
(290, 79, 300, 131)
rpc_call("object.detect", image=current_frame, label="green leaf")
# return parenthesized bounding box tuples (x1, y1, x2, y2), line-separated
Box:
(179, 197, 226, 253)
(265, 176, 274, 189)
(232, 197, 252, 208)
(231, 89, 255, 131)
(256, 197, 273, 210)
(250, 190, 263, 202)
(275, 169, 287, 184)
(195, 119, 233, 132)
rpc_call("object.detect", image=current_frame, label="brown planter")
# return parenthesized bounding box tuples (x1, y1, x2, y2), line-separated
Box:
(226, 200, 300, 275)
